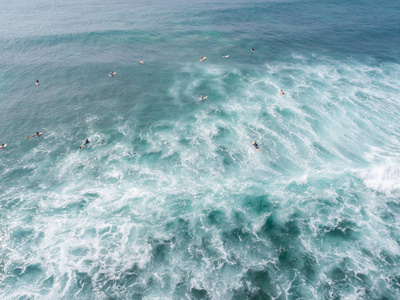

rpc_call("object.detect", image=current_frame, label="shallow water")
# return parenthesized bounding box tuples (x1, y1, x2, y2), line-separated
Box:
(1, 0, 400, 299)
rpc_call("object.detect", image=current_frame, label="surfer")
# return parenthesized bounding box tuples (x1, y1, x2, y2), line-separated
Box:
(280, 90, 285, 95)
(26, 132, 41, 138)
(35, 80, 39, 86)
(252, 141, 260, 151)
(201, 94, 205, 100)
(80, 139, 89, 149)
(200, 56, 206, 61)
(0, 144, 5, 149)
(139, 59, 144, 64)
(251, 48, 255, 53)
(110, 71, 115, 76)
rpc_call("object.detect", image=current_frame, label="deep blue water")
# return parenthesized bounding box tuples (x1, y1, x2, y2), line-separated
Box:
(1, 0, 400, 299)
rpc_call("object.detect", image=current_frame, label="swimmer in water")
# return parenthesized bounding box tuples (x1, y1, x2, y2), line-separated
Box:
(139, 59, 144, 64)
(80, 139, 89, 149)
(0, 144, 5, 149)
(280, 90, 285, 95)
(35, 80, 39, 86)
(252, 141, 261, 151)
(26, 132, 41, 138)
(251, 48, 255, 53)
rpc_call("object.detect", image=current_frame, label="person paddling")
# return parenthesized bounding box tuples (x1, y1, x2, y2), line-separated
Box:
(280, 90, 285, 95)
(252, 141, 261, 151)
(80, 139, 89, 149)
(26, 132, 42, 138)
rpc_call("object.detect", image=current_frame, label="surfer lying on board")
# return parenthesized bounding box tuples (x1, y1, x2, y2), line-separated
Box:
(139, 59, 144, 64)
(0, 144, 5, 149)
(80, 139, 89, 149)
(251, 48, 255, 53)
(280, 90, 285, 95)
(252, 141, 261, 151)
(26, 132, 42, 138)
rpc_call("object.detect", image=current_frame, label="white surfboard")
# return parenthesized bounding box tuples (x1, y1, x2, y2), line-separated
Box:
(199, 96, 208, 100)
(0, 144, 7, 149)
(200, 57, 206, 61)
(222, 55, 229, 58)
(109, 72, 116, 76)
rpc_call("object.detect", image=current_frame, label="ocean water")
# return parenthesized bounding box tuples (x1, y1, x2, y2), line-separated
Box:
(1, 0, 400, 298)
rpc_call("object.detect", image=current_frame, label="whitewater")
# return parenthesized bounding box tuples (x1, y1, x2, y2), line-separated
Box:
(1, 0, 400, 299)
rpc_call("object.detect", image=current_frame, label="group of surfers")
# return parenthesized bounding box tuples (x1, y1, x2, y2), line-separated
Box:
(1, 49, 287, 153)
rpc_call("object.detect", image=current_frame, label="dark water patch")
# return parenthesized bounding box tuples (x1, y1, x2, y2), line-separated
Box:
(148, 237, 175, 265)
(356, 273, 372, 287)
(379, 250, 397, 266)
(274, 107, 296, 121)
(73, 271, 93, 297)
(82, 192, 100, 200)
(312, 141, 331, 156)
(42, 275, 55, 289)
(216, 146, 236, 170)
(138, 150, 163, 165)
(178, 137, 191, 146)
(49, 200, 88, 217)
(165, 218, 193, 244)
(11, 227, 34, 244)
(306, 116, 326, 136)
(174, 281, 188, 299)
(191, 287, 209, 300)
(287, 273, 311, 299)
(302, 252, 317, 281)
(389, 275, 400, 290)
(320, 219, 359, 240)
(243, 194, 274, 216)
(69, 246, 90, 257)
(278, 246, 301, 271)
(213, 125, 232, 141)
(11, 263, 43, 284)
(223, 227, 251, 243)
(4, 167, 35, 182)
(206, 209, 227, 225)
(232, 287, 273, 300)
(113, 205, 132, 217)
(300, 105, 322, 120)
(243, 268, 279, 299)
(260, 212, 303, 246)
(1, 197, 24, 211)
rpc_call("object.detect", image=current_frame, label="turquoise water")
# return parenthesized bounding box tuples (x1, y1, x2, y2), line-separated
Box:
(1, 0, 400, 298)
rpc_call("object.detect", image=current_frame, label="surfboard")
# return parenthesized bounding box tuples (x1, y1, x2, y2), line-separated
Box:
(222, 55, 229, 58)
(0, 144, 7, 149)
(199, 96, 208, 100)
(200, 57, 206, 61)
